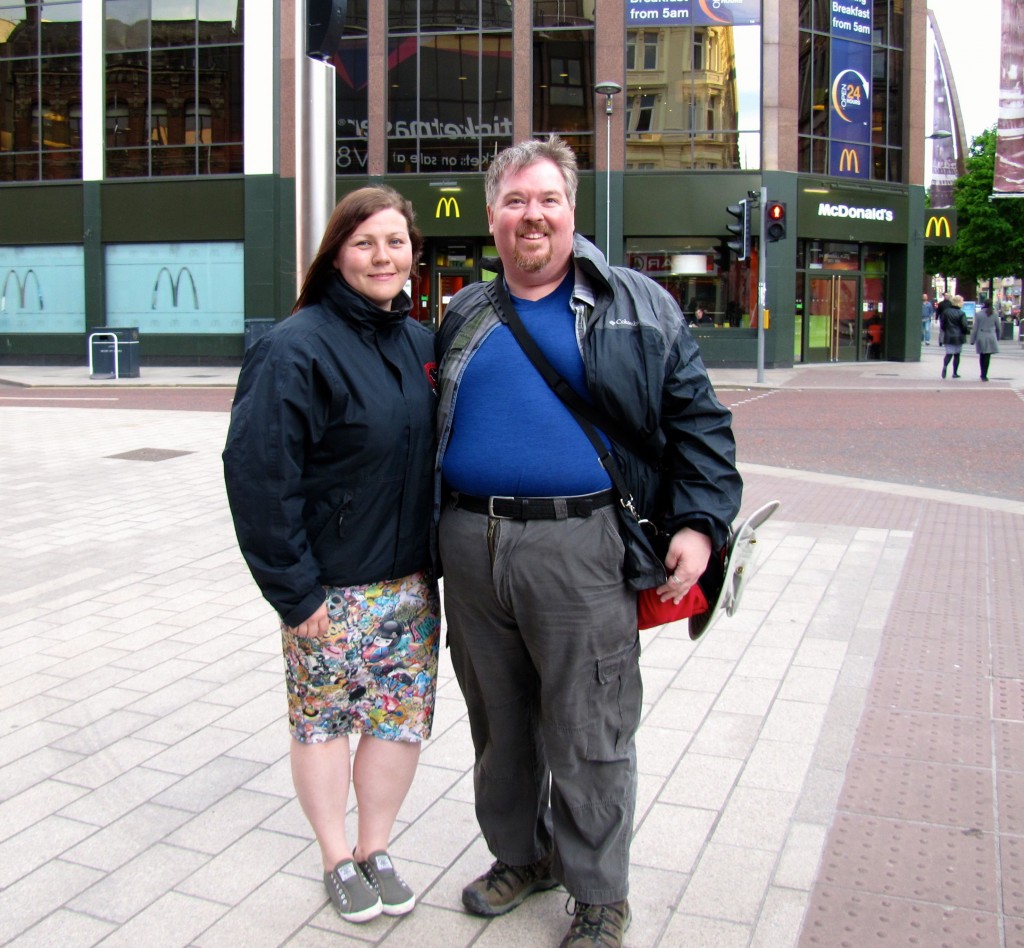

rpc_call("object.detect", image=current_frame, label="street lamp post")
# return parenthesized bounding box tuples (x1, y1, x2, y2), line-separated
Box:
(595, 81, 622, 261)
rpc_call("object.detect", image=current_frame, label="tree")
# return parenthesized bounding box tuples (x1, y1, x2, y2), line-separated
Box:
(926, 127, 1024, 300)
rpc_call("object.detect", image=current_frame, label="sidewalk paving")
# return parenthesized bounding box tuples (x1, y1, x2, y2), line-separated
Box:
(1, 353, 1022, 947)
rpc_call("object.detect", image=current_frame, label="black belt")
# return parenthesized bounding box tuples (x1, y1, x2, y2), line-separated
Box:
(451, 488, 616, 521)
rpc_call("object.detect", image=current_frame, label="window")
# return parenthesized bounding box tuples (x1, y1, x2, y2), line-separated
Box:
(0, 1, 82, 181)
(104, 0, 243, 178)
(532, 6, 594, 169)
(627, 31, 658, 71)
(798, 0, 904, 181)
(625, 25, 760, 171)
(628, 94, 657, 134)
(386, 1, 513, 174)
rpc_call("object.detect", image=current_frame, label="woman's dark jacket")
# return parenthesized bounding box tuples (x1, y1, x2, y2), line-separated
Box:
(223, 275, 437, 628)
(940, 307, 970, 346)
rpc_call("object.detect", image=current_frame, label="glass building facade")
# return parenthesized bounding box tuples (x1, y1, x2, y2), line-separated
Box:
(0, 0, 930, 368)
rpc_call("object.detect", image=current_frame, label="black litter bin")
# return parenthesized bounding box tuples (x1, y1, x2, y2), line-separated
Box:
(89, 327, 140, 379)
(1001, 319, 1014, 341)
(244, 318, 277, 349)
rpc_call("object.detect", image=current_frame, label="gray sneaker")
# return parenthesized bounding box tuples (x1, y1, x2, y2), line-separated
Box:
(559, 899, 631, 947)
(323, 858, 383, 924)
(461, 856, 558, 916)
(358, 850, 415, 916)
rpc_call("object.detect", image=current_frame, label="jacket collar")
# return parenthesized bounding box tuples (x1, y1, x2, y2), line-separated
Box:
(322, 271, 412, 333)
(483, 232, 612, 307)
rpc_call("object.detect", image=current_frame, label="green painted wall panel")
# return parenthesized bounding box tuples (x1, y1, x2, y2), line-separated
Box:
(0, 185, 83, 244)
(101, 178, 245, 242)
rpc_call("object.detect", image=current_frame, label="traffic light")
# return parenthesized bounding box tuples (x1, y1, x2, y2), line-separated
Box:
(306, 0, 348, 60)
(766, 201, 787, 242)
(726, 199, 750, 261)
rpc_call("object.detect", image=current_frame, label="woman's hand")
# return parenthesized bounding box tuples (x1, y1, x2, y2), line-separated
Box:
(654, 527, 712, 603)
(287, 601, 330, 638)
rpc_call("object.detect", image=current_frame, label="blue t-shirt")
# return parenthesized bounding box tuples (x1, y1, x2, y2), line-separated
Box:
(442, 273, 612, 496)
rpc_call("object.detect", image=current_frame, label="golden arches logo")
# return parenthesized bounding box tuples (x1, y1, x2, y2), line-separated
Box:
(925, 215, 951, 239)
(838, 148, 860, 174)
(435, 196, 460, 218)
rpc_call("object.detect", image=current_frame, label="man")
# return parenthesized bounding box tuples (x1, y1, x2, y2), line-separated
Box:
(434, 136, 741, 947)
(921, 293, 933, 345)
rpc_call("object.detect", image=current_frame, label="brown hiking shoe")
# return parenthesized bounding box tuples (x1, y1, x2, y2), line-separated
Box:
(559, 899, 631, 947)
(461, 856, 558, 916)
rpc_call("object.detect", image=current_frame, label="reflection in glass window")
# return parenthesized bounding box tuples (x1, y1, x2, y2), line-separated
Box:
(103, 1, 243, 178)
(625, 25, 760, 171)
(798, 2, 904, 181)
(534, 0, 594, 27)
(0, 2, 82, 180)
(387, 3, 512, 174)
(533, 24, 594, 169)
(626, 31, 658, 71)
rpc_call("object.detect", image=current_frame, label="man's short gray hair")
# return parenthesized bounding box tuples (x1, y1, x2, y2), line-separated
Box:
(484, 135, 579, 208)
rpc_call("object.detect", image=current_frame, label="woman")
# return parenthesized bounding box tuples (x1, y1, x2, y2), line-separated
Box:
(939, 294, 970, 379)
(223, 187, 439, 925)
(970, 302, 1001, 381)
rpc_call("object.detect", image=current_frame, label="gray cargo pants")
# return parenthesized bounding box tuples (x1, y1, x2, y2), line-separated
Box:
(439, 502, 641, 904)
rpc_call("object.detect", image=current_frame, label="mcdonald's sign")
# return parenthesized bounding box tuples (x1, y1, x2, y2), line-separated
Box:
(923, 208, 956, 245)
(837, 148, 859, 175)
(435, 196, 460, 218)
(829, 141, 868, 179)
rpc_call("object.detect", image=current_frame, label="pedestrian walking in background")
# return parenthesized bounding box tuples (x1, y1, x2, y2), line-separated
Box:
(921, 293, 933, 344)
(434, 136, 742, 947)
(940, 294, 970, 379)
(223, 186, 440, 926)
(970, 300, 1001, 381)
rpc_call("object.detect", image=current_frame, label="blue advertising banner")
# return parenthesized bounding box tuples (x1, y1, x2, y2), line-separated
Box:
(829, 0, 871, 178)
(626, 0, 760, 27)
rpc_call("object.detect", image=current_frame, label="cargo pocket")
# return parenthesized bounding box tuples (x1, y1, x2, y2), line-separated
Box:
(585, 636, 643, 761)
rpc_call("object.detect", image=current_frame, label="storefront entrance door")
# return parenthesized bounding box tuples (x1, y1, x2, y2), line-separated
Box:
(807, 275, 859, 362)
(434, 269, 472, 326)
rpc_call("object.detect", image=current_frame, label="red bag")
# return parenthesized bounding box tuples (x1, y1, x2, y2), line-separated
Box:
(637, 583, 708, 630)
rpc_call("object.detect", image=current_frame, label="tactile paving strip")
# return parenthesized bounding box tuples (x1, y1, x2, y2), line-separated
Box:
(854, 708, 992, 768)
(994, 677, 1024, 722)
(1002, 836, 1024, 918)
(994, 719, 1024, 771)
(839, 753, 993, 829)
(869, 667, 988, 717)
(798, 887, 1000, 948)
(999, 771, 1024, 837)
(818, 814, 997, 911)
(875, 632, 989, 675)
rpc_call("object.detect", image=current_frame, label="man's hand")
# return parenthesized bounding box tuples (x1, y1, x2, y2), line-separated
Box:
(287, 601, 330, 638)
(654, 527, 712, 603)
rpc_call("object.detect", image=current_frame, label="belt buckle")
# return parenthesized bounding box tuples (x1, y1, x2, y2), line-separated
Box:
(487, 495, 515, 519)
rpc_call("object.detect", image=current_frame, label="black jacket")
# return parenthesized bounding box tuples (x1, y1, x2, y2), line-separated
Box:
(940, 307, 970, 346)
(223, 275, 437, 627)
(434, 234, 741, 571)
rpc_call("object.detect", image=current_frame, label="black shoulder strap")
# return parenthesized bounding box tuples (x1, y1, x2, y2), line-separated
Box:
(484, 279, 652, 462)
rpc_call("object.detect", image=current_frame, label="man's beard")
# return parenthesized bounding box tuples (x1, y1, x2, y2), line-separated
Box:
(512, 229, 552, 272)
(513, 245, 552, 273)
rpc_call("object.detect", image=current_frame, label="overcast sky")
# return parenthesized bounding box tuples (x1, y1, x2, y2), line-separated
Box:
(927, 0, 1001, 141)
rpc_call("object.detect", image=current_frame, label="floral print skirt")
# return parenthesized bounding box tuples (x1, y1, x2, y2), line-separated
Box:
(282, 570, 440, 744)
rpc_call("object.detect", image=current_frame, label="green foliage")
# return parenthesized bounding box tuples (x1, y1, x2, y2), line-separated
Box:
(927, 127, 1024, 285)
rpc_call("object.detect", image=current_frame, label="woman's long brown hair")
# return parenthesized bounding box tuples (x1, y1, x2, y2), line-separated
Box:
(292, 185, 423, 314)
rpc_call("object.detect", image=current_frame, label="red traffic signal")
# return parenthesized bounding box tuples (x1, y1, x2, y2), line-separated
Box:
(766, 201, 786, 242)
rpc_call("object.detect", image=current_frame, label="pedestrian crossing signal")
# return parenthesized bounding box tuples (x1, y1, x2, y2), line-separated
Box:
(766, 201, 787, 242)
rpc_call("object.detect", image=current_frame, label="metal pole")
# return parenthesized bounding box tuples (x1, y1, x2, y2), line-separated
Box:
(756, 185, 767, 383)
(295, 0, 337, 295)
(605, 109, 612, 257)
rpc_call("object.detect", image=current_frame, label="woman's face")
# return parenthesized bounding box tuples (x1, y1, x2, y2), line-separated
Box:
(333, 207, 413, 310)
